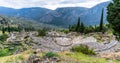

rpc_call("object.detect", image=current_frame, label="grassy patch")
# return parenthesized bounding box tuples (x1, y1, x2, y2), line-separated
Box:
(0, 46, 17, 57)
(0, 50, 31, 63)
(0, 51, 120, 63)
(44, 52, 58, 58)
(58, 52, 120, 63)
(0, 49, 9, 57)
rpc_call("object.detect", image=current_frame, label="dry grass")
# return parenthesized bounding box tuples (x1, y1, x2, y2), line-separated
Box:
(100, 52, 120, 60)
(0, 31, 9, 35)
(57, 51, 120, 63)
(0, 50, 32, 63)
(0, 50, 120, 63)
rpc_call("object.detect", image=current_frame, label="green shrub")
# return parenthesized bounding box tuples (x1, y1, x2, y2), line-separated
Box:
(71, 44, 96, 55)
(44, 52, 58, 58)
(0, 34, 8, 42)
(24, 35, 29, 39)
(61, 29, 70, 34)
(37, 29, 47, 36)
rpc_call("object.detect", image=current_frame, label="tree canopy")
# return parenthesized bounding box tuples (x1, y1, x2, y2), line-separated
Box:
(107, 0, 120, 39)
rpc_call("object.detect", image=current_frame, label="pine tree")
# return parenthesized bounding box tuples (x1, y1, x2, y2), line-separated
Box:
(99, 8, 104, 32)
(70, 25, 77, 31)
(69, 25, 71, 31)
(2, 27, 5, 34)
(7, 25, 11, 33)
(80, 22, 85, 33)
(76, 17, 81, 32)
(0, 17, 6, 34)
(18, 24, 23, 32)
(107, 0, 120, 39)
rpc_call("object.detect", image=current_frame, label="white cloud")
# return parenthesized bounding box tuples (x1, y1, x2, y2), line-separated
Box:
(0, 0, 110, 10)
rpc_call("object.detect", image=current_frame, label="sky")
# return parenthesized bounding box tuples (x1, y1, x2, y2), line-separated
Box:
(0, 0, 110, 10)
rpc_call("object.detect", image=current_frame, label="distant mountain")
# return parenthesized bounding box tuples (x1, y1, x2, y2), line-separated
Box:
(17, 7, 51, 20)
(39, 7, 88, 27)
(0, 15, 62, 30)
(0, 2, 110, 28)
(39, 2, 110, 27)
(0, 7, 51, 20)
(0, 7, 17, 16)
(80, 2, 109, 25)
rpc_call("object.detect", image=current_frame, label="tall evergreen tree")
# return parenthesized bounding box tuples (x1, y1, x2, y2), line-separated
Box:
(7, 25, 11, 33)
(80, 22, 85, 33)
(76, 17, 81, 32)
(107, 0, 120, 39)
(2, 27, 5, 34)
(70, 25, 77, 31)
(0, 17, 6, 34)
(69, 25, 71, 31)
(99, 8, 104, 32)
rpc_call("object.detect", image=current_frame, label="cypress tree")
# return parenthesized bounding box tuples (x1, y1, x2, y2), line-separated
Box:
(0, 17, 6, 34)
(76, 17, 81, 32)
(80, 22, 85, 33)
(2, 27, 5, 34)
(8, 25, 11, 33)
(99, 8, 104, 32)
(69, 25, 71, 31)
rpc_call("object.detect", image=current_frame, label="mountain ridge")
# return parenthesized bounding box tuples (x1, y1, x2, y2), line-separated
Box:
(0, 1, 110, 28)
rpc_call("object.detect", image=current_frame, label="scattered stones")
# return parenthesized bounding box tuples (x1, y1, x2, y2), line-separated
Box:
(4, 45, 9, 48)
(9, 47, 14, 50)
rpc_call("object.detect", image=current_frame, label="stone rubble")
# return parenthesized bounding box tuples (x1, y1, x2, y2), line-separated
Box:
(6, 31, 120, 53)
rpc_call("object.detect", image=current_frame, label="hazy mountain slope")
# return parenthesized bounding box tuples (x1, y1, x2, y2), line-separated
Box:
(11, 17, 62, 30)
(0, 7, 17, 16)
(0, 7, 51, 20)
(39, 2, 110, 27)
(0, 2, 110, 28)
(80, 2, 110, 26)
(39, 7, 88, 27)
(16, 7, 51, 20)
(0, 15, 62, 30)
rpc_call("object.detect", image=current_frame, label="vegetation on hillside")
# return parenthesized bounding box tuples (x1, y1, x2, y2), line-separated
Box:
(0, 34, 8, 42)
(69, 9, 107, 34)
(107, 0, 120, 40)
(44, 52, 58, 58)
(37, 29, 47, 36)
